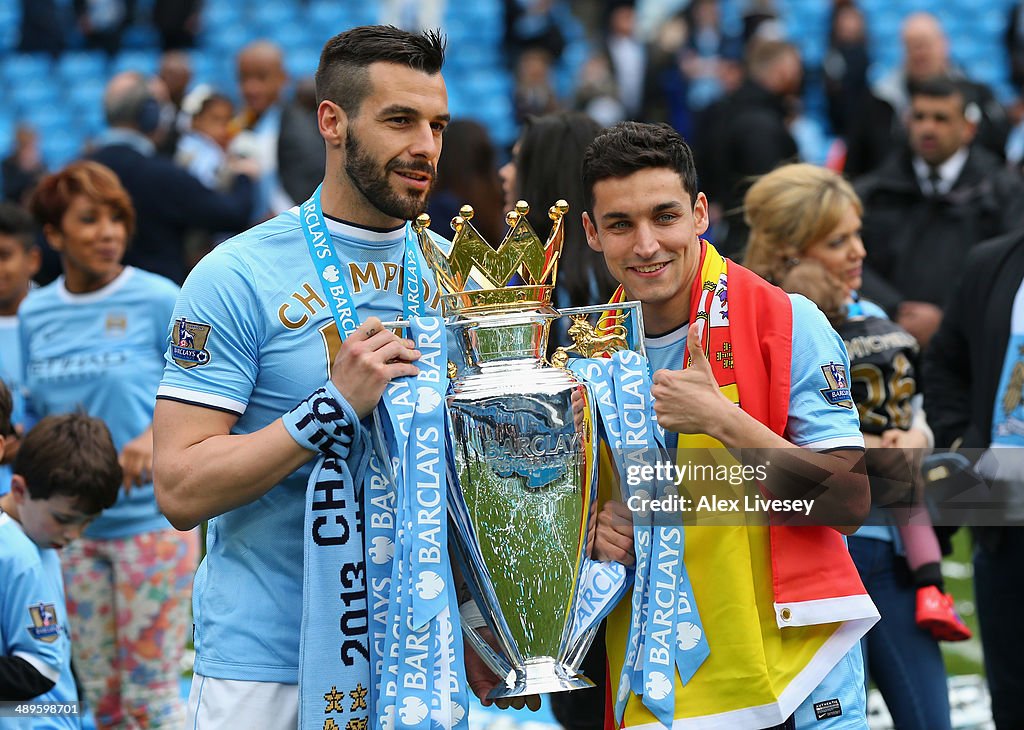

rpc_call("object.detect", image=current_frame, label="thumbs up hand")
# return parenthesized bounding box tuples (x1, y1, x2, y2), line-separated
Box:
(651, 320, 732, 435)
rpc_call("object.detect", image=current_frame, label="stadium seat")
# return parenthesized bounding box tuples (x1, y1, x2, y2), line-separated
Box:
(42, 133, 85, 167)
(122, 24, 160, 50)
(252, 3, 299, 36)
(57, 51, 108, 82)
(284, 48, 321, 81)
(8, 83, 60, 117)
(202, 0, 243, 31)
(269, 22, 312, 54)
(111, 50, 159, 76)
(2, 54, 53, 86)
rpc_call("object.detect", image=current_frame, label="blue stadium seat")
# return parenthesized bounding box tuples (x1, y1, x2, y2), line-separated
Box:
(42, 133, 85, 168)
(112, 49, 159, 76)
(19, 106, 66, 139)
(8, 83, 60, 117)
(284, 48, 321, 81)
(202, 0, 243, 33)
(0, 2, 18, 51)
(0, 113, 15, 149)
(122, 24, 160, 49)
(269, 22, 312, 54)
(308, 0, 350, 29)
(66, 77, 107, 107)
(252, 3, 299, 36)
(2, 54, 53, 86)
(205, 24, 256, 56)
(57, 51, 108, 82)
(977, 7, 1009, 36)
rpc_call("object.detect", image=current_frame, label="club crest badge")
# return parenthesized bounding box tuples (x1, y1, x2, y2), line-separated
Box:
(27, 602, 60, 643)
(820, 361, 853, 408)
(105, 311, 128, 336)
(171, 318, 212, 369)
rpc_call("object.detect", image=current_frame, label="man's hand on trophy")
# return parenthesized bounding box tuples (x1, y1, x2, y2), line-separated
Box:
(463, 629, 543, 712)
(331, 316, 421, 418)
(590, 500, 635, 565)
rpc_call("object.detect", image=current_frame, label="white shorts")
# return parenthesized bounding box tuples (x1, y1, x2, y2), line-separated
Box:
(186, 674, 298, 730)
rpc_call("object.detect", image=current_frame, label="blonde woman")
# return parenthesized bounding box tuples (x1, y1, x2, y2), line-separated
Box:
(743, 163, 965, 730)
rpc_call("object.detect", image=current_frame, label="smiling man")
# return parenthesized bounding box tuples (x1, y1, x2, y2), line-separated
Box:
(152, 26, 509, 729)
(584, 122, 878, 729)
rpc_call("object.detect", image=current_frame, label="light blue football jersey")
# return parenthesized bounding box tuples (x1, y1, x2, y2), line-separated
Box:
(792, 639, 868, 728)
(0, 512, 79, 730)
(0, 315, 30, 497)
(157, 209, 445, 683)
(645, 293, 864, 450)
(18, 267, 179, 539)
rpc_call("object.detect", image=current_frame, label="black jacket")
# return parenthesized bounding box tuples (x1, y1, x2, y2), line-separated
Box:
(694, 79, 798, 258)
(924, 230, 1024, 450)
(89, 142, 254, 283)
(854, 146, 1024, 313)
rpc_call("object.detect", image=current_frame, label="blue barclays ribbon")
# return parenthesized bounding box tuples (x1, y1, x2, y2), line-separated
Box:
(569, 351, 709, 729)
(298, 186, 468, 730)
(377, 316, 469, 730)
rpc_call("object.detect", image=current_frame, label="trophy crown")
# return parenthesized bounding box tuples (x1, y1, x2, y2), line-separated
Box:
(412, 199, 569, 315)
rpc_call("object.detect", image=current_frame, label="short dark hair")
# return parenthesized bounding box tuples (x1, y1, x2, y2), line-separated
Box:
(0, 202, 35, 251)
(582, 121, 699, 212)
(14, 413, 122, 515)
(315, 25, 446, 114)
(0, 380, 11, 438)
(909, 75, 967, 113)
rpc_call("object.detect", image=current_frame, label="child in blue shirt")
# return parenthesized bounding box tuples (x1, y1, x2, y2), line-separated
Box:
(0, 396, 121, 728)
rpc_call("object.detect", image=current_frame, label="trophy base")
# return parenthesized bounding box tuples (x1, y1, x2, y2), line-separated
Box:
(488, 657, 595, 699)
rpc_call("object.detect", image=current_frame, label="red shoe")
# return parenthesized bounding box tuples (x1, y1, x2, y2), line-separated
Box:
(916, 585, 973, 642)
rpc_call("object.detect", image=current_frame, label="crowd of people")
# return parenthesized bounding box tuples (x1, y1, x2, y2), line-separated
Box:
(2, 1, 1024, 729)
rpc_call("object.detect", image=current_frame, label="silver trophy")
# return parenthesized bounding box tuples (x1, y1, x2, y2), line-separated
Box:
(410, 203, 643, 699)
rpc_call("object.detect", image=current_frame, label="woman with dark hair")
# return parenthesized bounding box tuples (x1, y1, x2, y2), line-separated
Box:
(23, 160, 197, 729)
(500, 111, 616, 348)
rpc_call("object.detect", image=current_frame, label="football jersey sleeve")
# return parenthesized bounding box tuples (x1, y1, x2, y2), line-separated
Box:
(0, 551, 64, 685)
(786, 294, 865, 450)
(157, 250, 262, 415)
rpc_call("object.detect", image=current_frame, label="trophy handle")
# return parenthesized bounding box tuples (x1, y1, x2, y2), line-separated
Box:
(551, 301, 647, 361)
(461, 623, 516, 682)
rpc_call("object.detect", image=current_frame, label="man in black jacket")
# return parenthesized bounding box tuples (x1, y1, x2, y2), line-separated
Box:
(844, 12, 1010, 177)
(855, 76, 1024, 347)
(696, 38, 801, 258)
(924, 231, 1024, 730)
(88, 72, 255, 284)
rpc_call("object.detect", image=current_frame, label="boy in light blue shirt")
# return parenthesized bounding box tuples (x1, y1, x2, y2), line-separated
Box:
(0, 402, 122, 727)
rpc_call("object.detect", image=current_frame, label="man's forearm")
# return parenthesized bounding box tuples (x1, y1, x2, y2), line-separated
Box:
(712, 406, 870, 532)
(154, 417, 317, 530)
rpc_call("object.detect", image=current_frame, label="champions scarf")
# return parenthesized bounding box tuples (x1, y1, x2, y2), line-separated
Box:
(602, 241, 878, 729)
(296, 186, 469, 730)
(567, 351, 709, 729)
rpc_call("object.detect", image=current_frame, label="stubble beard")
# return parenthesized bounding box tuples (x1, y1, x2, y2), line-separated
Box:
(344, 132, 434, 221)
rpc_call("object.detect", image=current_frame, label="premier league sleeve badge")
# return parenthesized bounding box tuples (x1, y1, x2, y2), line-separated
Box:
(171, 317, 212, 369)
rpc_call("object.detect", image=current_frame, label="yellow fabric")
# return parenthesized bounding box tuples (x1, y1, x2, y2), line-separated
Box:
(604, 244, 840, 726)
